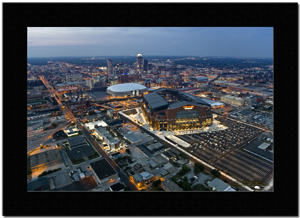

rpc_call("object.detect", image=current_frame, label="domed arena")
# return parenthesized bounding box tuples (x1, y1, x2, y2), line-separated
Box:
(106, 83, 148, 97)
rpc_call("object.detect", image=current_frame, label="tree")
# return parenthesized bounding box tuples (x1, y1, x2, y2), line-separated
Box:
(152, 179, 161, 187)
(181, 181, 192, 191)
(210, 169, 221, 178)
(124, 187, 131, 191)
(223, 179, 228, 183)
(194, 163, 205, 174)
(182, 165, 190, 173)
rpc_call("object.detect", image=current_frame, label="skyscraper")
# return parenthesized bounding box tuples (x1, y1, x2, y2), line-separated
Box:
(136, 54, 143, 71)
(143, 59, 148, 72)
(107, 59, 113, 76)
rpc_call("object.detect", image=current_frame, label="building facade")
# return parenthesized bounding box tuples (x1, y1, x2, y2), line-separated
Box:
(136, 54, 143, 71)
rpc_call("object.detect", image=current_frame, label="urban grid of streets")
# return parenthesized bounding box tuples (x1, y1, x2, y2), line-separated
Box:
(28, 59, 273, 192)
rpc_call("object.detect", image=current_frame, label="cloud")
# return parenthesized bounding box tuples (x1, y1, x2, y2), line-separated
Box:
(27, 27, 273, 58)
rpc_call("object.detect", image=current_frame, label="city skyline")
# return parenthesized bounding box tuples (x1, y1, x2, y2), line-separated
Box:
(27, 27, 273, 58)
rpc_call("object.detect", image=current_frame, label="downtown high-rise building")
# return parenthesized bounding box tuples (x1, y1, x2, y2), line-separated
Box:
(107, 59, 113, 76)
(136, 54, 143, 71)
(143, 59, 148, 72)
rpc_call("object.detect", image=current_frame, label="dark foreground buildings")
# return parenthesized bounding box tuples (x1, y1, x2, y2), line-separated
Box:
(141, 88, 213, 131)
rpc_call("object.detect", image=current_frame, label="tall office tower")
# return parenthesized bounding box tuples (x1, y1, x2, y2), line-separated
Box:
(107, 59, 113, 76)
(136, 54, 143, 71)
(143, 59, 148, 72)
(86, 78, 94, 90)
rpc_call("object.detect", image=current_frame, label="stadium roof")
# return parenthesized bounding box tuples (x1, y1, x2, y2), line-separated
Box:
(192, 76, 208, 81)
(107, 83, 147, 93)
(143, 92, 169, 109)
(181, 92, 211, 105)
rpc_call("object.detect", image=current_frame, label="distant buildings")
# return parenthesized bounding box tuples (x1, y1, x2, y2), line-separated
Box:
(86, 78, 94, 90)
(107, 59, 113, 76)
(66, 74, 83, 83)
(220, 95, 245, 106)
(143, 59, 148, 72)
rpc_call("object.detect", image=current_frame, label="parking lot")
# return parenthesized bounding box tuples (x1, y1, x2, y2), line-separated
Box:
(176, 118, 263, 157)
(214, 150, 273, 183)
(52, 171, 72, 189)
(175, 117, 272, 183)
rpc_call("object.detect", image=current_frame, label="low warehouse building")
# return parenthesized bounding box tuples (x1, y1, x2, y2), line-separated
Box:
(90, 159, 118, 185)
(67, 136, 87, 150)
(124, 133, 142, 145)
(207, 178, 236, 191)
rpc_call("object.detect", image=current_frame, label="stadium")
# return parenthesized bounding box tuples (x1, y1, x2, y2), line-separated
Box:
(140, 88, 214, 131)
(106, 83, 148, 97)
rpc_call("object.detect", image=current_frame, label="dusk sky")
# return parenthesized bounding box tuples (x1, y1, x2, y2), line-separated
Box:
(27, 27, 273, 58)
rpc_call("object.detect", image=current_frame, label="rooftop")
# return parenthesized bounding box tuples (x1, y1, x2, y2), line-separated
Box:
(109, 182, 124, 191)
(208, 178, 233, 191)
(67, 136, 87, 148)
(124, 133, 142, 144)
(90, 159, 118, 180)
(162, 180, 183, 191)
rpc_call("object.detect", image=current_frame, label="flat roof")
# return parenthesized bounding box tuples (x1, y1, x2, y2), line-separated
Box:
(110, 182, 124, 191)
(90, 159, 117, 180)
(124, 133, 142, 143)
(144, 92, 169, 109)
(162, 180, 183, 191)
(136, 144, 153, 158)
(67, 136, 87, 148)
(209, 178, 231, 191)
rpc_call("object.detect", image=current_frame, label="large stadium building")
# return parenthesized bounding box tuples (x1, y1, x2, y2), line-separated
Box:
(106, 83, 148, 97)
(141, 88, 213, 131)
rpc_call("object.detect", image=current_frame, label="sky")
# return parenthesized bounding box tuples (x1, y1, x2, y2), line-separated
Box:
(27, 27, 273, 58)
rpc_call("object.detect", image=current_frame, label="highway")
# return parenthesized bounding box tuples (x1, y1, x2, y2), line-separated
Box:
(39, 76, 138, 191)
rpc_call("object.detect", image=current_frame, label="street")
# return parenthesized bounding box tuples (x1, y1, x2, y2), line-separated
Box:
(39, 76, 137, 191)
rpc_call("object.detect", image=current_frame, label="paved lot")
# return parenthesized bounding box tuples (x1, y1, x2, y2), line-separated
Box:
(52, 172, 72, 189)
(30, 149, 63, 168)
(192, 172, 212, 188)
